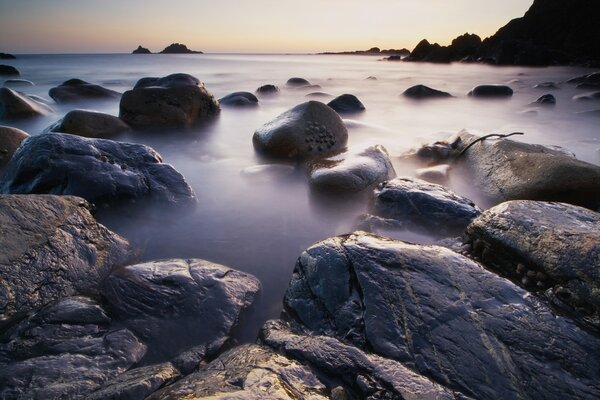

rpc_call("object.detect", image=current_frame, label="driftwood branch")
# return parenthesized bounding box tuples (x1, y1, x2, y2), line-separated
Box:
(458, 132, 524, 157)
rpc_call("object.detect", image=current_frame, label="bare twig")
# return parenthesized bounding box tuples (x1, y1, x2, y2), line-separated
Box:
(458, 132, 524, 157)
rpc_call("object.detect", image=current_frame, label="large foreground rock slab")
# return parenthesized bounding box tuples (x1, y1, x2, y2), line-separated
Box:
(0, 87, 53, 119)
(0, 125, 28, 169)
(47, 109, 131, 138)
(0, 133, 196, 211)
(101, 258, 261, 362)
(0, 195, 131, 323)
(0, 296, 146, 399)
(49, 78, 121, 103)
(465, 200, 600, 331)
(284, 232, 600, 400)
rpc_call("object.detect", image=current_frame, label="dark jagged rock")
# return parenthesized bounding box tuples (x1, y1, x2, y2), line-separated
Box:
(573, 91, 600, 101)
(101, 258, 261, 362)
(253, 101, 348, 160)
(132, 45, 152, 54)
(0, 65, 19, 75)
(372, 177, 481, 236)
(286, 77, 311, 87)
(402, 84, 452, 99)
(406, 34, 481, 63)
(119, 73, 219, 129)
(49, 78, 121, 102)
(568, 72, 600, 89)
(0, 133, 197, 211)
(327, 94, 365, 114)
(0, 297, 146, 399)
(321, 47, 410, 56)
(261, 320, 467, 400)
(159, 43, 202, 54)
(47, 109, 131, 138)
(465, 200, 600, 331)
(219, 91, 259, 107)
(309, 145, 395, 193)
(147, 344, 329, 399)
(284, 231, 600, 400)
(0, 125, 28, 169)
(467, 84, 513, 97)
(0, 87, 53, 119)
(3, 79, 34, 86)
(0, 53, 16, 60)
(450, 33, 483, 59)
(255, 84, 279, 95)
(533, 93, 556, 105)
(0, 195, 131, 323)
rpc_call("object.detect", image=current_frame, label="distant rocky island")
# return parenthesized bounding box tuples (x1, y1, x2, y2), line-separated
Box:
(131, 43, 203, 55)
(320, 47, 410, 57)
(132, 45, 151, 54)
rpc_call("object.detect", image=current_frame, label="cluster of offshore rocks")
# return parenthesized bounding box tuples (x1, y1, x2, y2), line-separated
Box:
(131, 43, 203, 54)
(1, 68, 600, 399)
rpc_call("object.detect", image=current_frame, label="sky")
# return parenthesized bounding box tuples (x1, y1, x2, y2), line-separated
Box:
(0, 0, 534, 54)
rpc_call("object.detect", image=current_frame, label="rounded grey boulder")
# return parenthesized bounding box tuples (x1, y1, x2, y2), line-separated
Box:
(467, 84, 513, 97)
(47, 109, 131, 138)
(286, 77, 311, 87)
(219, 91, 258, 107)
(327, 94, 365, 114)
(0, 65, 19, 75)
(49, 78, 121, 102)
(0, 87, 53, 119)
(0, 125, 28, 169)
(256, 84, 279, 95)
(402, 84, 452, 99)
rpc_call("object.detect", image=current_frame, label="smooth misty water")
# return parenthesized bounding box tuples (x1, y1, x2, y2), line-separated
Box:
(3, 54, 600, 339)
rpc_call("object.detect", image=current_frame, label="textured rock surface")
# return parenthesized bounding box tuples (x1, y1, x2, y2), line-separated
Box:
(0, 297, 146, 399)
(253, 101, 348, 160)
(467, 84, 513, 97)
(101, 258, 261, 362)
(148, 344, 329, 399)
(465, 200, 600, 331)
(402, 84, 452, 99)
(0, 125, 28, 168)
(256, 84, 279, 95)
(0, 87, 53, 119)
(219, 91, 259, 107)
(284, 232, 600, 400)
(327, 94, 365, 114)
(0, 133, 196, 211)
(49, 78, 120, 102)
(0, 195, 131, 322)
(120, 73, 219, 129)
(47, 109, 131, 138)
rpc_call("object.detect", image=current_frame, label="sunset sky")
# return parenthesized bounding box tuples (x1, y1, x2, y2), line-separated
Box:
(0, 0, 533, 54)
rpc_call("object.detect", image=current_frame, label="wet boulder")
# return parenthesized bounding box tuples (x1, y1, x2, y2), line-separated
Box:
(0, 87, 53, 119)
(0, 297, 146, 399)
(372, 177, 481, 236)
(0, 53, 16, 60)
(147, 344, 328, 400)
(0, 125, 28, 169)
(465, 200, 600, 331)
(567, 71, 600, 87)
(0, 65, 19, 75)
(534, 81, 559, 89)
(255, 84, 279, 95)
(47, 109, 131, 138)
(119, 73, 219, 129)
(402, 84, 452, 99)
(284, 231, 600, 400)
(0, 133, 197, 211)
(101, 258, 261, 362)
(0, 195, 131, 323)
(467, 84, 513, 97)
(3, 79, 34, 87)
(573, 91, 600, 101)
(286, 77, 311, 87)
(219, 91, 258, 107)
(49, 78, 121, 102)
(327, 94, 365, 114)
(253, 100, 348, 160)
(309, 145, 395, 193)
(533, 93, 556, 105)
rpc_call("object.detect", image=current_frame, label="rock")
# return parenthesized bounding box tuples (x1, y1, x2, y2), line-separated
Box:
(327, 94, 365, 114)
(3, 79, 34, 86)
(0, 125, 28, 169)
(454, 131, 600, 209)
(260, 320, 465, 400)
(0, 296, 146, 399)
(219, 91, 258, 107)
(534, 81, 559, 89)
(286, 77, 311, 87)
(101, 258, 261, 362)
(450, 33, 482, 59)
(306, 92, 332, 99)
(0, 195, 131, 323)
(372, 177, 481, 236)
(309, 145, 396, 193)
(284, 231, 600, 400)
(568, 72, 600, 85)
(0, 87, 54, 119)
(402, 84, 452, 99)
(147, 344, 328, 399)
(573, 91, 600, 101)
(467, 84, 513, 97)
(532, 93, 556, 105)
(405, 34, 481, 63)
(465, 200, 600, 331)
(415, 164, 451, 183)
(405, 39, 445, 62)
(253, 100, 348, 160)
(132, 45, 152, 54)
(255, 84, 279, 95)
(49, 78, 121, 102)
(47, 109, 131, 138)
(0, 65, 19, 75)
(119, 73, 219, 129)
(159, 43, 202, 54)
(366, 76, 377, 80)
(0, 53, 16, 60)
(0, 133, 197, 211)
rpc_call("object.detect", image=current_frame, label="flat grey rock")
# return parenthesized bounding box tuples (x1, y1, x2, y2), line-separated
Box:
(49, 78, 121, 103)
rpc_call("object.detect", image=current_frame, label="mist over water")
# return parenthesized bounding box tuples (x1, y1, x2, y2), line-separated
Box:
(4, 53, 600, 339)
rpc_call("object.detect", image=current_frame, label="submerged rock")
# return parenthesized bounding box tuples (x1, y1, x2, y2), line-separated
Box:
(3, 79, 34, 87)
(327, 94, 365, 114)
(284, 231, 600, 400)
(0, 195, 131, 323)
(0, 53, 16, 60)
(573, 91, 600, 101)
(47, 109, 131, 138)
(567, 71, 600, 86)
(0, 87, 53, 119)
(0, 133, 197, 211)
(534, 81, 559, 89)
(219, 91, 258, 107)
(253, 100, 348, 160)
(467, 84, 513, 97)
(0, 125, 28, 169)
(49, 78, 121, 102)
(119, 73, 219, 129)
(255, 84, 279, 95)
(415, 164, 451, 183)
(533, 93, 556, 105)
(0, 65, 19, 75)
(101, 258, 261, 362)
(402, 84, 452, 99)
(286, 77, 311, 87)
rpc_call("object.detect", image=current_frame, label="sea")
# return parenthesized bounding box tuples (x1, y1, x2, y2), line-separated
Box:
(3, 53, 600, 339)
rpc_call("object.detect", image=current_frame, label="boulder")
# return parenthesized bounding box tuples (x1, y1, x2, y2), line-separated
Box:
(0, 195, 131, 323)
(0, 297, 146, 399)
(253, 100, 348, 160)
(0, 53, 16, 60)
(47, 109, 131, 138)
(49, 78, 121, 102)
(465, 200, 600, 331)
(132, 45, 152, 54)
(286, 77, 311, 87)
(327, 94, 365, 114)
(534, 81, 559, 89)
(573, 91, 600, 101)
(3, 79, 34, 86)
(467, 84, 513, 97)
(306, 92, 332, 99)
(0, 133, 197, 211)
(0, 65, 19, 75)
(102, 258, 260, 362)
(372, 177, 481, 236)
(0, 125, 28, 169)
(119, 73, 219, 129)
(402, 84, 452, 99)
(0, 87, 53, 119)
(568, 72, 600, 85)
(147, 344, 329, 400)
(415, 164, 451, 183)
(533, 93, 556, 105)
(159, 43, 202, 54)
(309, 145, 395, 193)
(219, 91, 258, 107)
(255, 84, 279, 95)
(284, 231, 600, 400)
